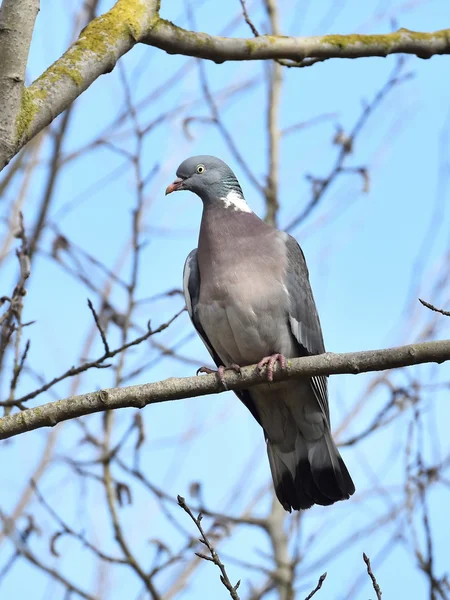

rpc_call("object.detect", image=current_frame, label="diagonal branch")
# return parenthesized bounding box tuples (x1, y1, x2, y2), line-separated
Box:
(177, 496, 241, 599)
(0, 338, 449, 440)
(419, 298, 450, 318)
(0, 0, 160, 170)
(304, 572, 327, 600)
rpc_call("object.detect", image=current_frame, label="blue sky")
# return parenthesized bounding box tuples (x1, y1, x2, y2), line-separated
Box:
(1, 0, 450, 598)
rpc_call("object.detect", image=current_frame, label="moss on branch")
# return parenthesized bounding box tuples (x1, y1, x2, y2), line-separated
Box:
(14, 0, 154, 142)
(146, 24, 450, 62)
(15, 87, 48, 140)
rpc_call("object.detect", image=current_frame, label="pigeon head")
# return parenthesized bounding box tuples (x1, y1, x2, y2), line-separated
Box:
(166, 155, 250, 211)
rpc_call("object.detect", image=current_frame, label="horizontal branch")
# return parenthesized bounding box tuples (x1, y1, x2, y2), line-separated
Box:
(0, 338, 449, 441)
(1, 3, 449, 171)
(145, 24, 450, 64)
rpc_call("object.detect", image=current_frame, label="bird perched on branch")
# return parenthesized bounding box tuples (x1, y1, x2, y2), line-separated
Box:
(166, 155, 355, 511)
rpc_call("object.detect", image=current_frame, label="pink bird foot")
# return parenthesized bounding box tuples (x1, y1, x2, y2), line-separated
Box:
(257, 353, 287, 382)
(196, 364, 241, 389)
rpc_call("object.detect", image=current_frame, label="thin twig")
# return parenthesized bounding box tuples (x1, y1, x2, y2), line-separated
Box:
(87, 298, 110, 353)
(304, 572, 327, 600)
(4, 307, 185, 407)
(419, 298, 450, 318)
(28, 108, 73, 260)
(285, 59, 413, 231)
(0, 511, 97, 600)
(0, 214, 31, 413)
(363, 553, 382, 600)
(238, 0, 260, 37)
(31, 480, 126, 564)
(177, 495, 241, 600)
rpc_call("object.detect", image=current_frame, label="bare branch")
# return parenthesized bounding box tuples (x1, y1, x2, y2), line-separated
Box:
(1, 6, 448, 170)
(31, 481, 126, 565)
(419, 298, 450, 317)
(0, 338, 449, 440)
(0, 0, 160, 170)
(87, 299, 110, 354)
(177, 495, 241, 600)
(265, 498, 293, 600)
(285, 59, 411, 231)
(263, 0, 282, 226)
(102, 433, 161, 599)
(0, 511, 97, 600)
(146, 24, 450, 64)
(27, 108, 73, 259)
(304, 572, 327, 600)
(5, 306, 185, 407)
(238, 0, 260, 37)
(0, 213, 31, 412)
(363, 553, 382, 600)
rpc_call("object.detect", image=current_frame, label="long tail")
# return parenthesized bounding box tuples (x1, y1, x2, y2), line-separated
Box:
(251, 380, 355, 511)
(267, 428, 355, 511)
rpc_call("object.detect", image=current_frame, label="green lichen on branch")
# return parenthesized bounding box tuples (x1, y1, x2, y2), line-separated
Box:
(15, 86, 47, 141)
(153, 18, 212, 47)
(75, 0, 149, 54)
(322, 33, 392, 50)
(322, 28, 450, 51)
(146, 21, 450, 64)
(34, 0, 150, 91)
(14, 0, 155, 144)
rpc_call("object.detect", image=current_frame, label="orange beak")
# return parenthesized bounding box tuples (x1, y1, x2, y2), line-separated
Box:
(165, 177, 184, 195)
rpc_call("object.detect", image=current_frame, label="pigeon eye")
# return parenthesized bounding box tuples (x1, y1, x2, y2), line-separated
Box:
(196, 164, 205, 174)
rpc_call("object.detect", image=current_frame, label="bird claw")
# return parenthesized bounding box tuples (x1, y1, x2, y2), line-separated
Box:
(196, 366, 216, 376)
(196, 363, 241, 389)
(257, 354, 287, 382)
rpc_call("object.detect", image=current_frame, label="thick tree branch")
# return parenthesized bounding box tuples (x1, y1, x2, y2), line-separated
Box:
(0, 339, 449, 441)
(0, 0, 39, 160)
(0, 0, 160, 170)
(1, 3, 449, 171)
(146, 24, 450, 64)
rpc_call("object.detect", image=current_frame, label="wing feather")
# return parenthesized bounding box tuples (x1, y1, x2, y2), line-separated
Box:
(183, 249, 261, 424)
(282, 234, 331, 425)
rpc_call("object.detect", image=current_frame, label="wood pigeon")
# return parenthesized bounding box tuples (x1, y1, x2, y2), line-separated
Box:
(166, 155, 355, 511)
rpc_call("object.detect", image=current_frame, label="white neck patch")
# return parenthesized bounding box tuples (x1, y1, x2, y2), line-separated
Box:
(220, 189, 252, 213)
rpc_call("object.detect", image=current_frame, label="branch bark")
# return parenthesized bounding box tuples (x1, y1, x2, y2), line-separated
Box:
(147, 24, 450, 64)
(1, 0, 449, 172)
(0, 0, 39, 160)
(0, 0, 160, 171)
(0, 338, 449, 441)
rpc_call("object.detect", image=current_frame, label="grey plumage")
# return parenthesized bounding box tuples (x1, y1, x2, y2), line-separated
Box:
(167, 155, 355, 511)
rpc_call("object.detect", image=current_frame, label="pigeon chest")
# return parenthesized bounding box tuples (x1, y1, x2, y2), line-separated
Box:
(197, 246, 295, 366)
